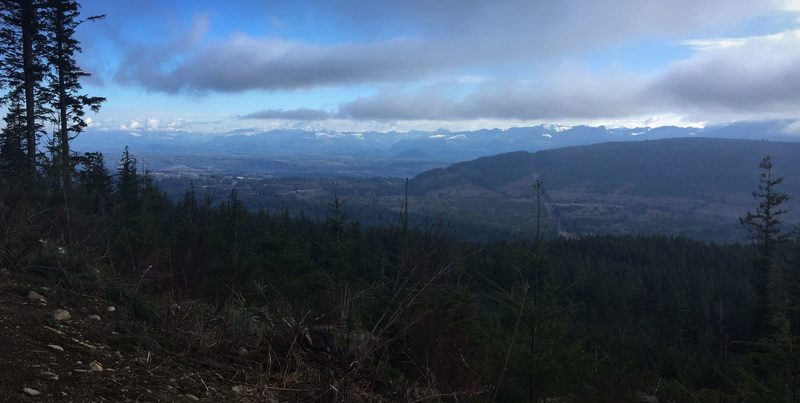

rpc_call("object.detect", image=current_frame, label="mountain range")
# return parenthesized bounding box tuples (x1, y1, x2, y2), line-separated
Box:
(73, 120, 800, 177)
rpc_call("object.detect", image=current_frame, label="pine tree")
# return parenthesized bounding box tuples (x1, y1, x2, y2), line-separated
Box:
(0, 94, 28, 176)
(741, 156, 789, 259)
(41, 0, 104, 194)
(0, 0, 49, 172)
(740, 156, 790, 328)
(116, 146, 139, 214)
(76, 151, 110, 214)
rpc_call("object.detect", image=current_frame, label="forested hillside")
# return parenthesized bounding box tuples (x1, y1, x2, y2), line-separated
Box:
(413, 138, 800, 197)
(411, 138, 800, 240)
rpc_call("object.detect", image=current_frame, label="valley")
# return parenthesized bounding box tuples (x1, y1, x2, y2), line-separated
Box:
(150, 137, 800, 242)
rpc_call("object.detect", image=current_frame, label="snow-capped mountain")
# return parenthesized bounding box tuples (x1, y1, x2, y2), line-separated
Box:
(73, 120, 800, 165)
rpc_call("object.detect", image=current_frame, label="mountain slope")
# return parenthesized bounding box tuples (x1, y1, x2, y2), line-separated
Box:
(409, 138, 800, 240)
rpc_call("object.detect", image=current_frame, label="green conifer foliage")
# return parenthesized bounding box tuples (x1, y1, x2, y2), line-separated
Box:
(41, 0, 104, 194)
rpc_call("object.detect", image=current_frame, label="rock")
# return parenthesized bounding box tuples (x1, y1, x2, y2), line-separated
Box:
(185, 394, 199, 401)
(22, 387, 41, 396)
(635, 392, 659, 403)
(89, 361, 103, 372)
(106, 306, 116, 312)
(232, 385, 245, 394)
(40, 371, 59, 381)
(52, 309, 71, 321)
(93, 364, 106, 372)
(87, 314, 101, 321)
(27, 290, 46, 302)
(47, 344, 64, 352)
(237, 347, 248, 356)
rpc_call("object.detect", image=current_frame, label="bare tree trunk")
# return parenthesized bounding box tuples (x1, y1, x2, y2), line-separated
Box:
(21, 0, 37, 172)
(51, 10, 71, 195)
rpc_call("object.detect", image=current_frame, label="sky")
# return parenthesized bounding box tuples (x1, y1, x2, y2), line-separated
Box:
(64, 0, 800, 133)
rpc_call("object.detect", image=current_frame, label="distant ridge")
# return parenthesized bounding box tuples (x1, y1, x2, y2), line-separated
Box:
(408, 138, 800, 241)
(74, 120, 800, 166)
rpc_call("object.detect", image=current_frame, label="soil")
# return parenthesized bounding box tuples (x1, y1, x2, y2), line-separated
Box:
(0, 270, 259, 402)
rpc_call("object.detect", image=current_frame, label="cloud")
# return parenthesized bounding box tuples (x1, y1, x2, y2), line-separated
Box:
(782, 0, 800, 10)
(338, 83, 465, 120)
(338, 70, 654, 121)
(335, 29, 800, 122)
(120, 119, 142, 130)
(240, 108, 332, 120)
(680, 38, 750, 51)
(117, 34, 476, 93)
(655, 30, 800, 115)
(113, 0, 780, 93)
(110, 117, 216, 132)
(114, 14, 211, 90)
(780, 120, 800, 134)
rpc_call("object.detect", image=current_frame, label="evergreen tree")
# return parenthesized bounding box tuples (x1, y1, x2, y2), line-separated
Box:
(75, 151, 110, 214)
(741, 156, 790, 328)
(0, 0, 49, 172)
(181, 181, 198, 220)
(322, 184, 353, 275)
(41, 0, 104, 194)
(214, 186, 247, 308)
(741, 155, 790, 259)
(174, 181, 213, 290)
(0, 94, 27, 177)
(116, 146, 138, 214)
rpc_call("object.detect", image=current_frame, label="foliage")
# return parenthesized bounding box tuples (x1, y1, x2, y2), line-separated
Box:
(741, 155, 790, 258)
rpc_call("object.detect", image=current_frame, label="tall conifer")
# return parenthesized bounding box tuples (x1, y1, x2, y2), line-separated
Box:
(42, 0, 104, 194)
(0, 0, 48, 172)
